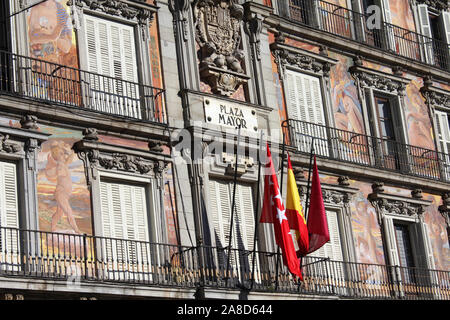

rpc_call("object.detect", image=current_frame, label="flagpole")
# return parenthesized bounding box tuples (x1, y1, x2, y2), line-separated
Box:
(225, 124, 241, 286)
(304, 137, 316, 223)
(274, 131, 286, 290)
(297, 137, 315, 281)
(250, 130, 264, 291)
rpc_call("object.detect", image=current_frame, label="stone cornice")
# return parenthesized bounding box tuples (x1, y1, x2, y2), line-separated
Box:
(68, 0, 157, 24)
(349, 64, 410, 95)
(420, 78, 450, 111)
(270, 41, 338, 78)
(368, 182, 432, 223)
(73, 133, 170, 183)
(0, 123, 50, 157)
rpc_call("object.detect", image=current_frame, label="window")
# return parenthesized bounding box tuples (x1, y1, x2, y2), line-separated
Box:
(284, 69, 329, 156)
(208, 179, 260, 281)
(416, 4, 450, 68)
(99, 179, 151, 280)
(368, 94, 404, 170)
(0, 161, 19, 270)
(83, 15, 141, 118)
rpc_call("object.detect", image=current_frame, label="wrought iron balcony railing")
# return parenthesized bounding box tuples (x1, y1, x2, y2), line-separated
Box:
(0, 50, 167, 124)
(0, 227, 449, 299)
(284, 119, 450, 183)
(287, 0, 450, 70)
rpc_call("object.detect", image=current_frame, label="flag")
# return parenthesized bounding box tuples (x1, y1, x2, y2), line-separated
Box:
(307, 155, 329, 254)
(285, 154, 309, 257)
(260, 144, 303, 280)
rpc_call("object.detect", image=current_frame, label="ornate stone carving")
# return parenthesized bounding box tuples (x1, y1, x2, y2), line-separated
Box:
(322, 189, 350, 206)
(97, 153, 153, 175)
(20, 115, 39, 130)
(420, 78, 450, 109)
(68, 0, 154, 24)
(82, 128, 99, 141)
(368, 183, 431, 224)
(194, 0, 249, 96)
(270, 41, 337, 80)
(0, 134, 21, 154)
(416, 0, 448, 11)
(350, 65, 408, 95)
(73, 140, 169, 183)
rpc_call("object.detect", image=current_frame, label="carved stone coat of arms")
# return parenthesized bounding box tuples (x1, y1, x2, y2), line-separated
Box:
(194, 0, 249, 96)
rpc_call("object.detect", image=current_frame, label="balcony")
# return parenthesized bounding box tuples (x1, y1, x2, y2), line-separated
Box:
(0, 50, 167, 124)
(286, 0, 450, 70)
(284, 119, 450, 183)
(0, 227, 449, 299)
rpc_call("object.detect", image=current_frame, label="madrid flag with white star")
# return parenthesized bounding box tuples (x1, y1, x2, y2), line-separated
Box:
(260, 144, 303, 280)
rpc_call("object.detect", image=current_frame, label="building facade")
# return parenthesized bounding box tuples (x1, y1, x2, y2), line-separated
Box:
(0, 0, 448, 300)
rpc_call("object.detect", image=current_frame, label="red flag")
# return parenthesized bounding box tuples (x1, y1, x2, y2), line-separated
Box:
(260, 144, 303, 280)
(307, 155, 329, 254)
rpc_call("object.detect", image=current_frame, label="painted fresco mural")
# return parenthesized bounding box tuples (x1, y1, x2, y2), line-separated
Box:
(27, 0, 78, 68)
(389, 0, 416, 32)
(36, 126, 91, 235)
(329, 52, 365, 134)
(404, 77, 435, 151)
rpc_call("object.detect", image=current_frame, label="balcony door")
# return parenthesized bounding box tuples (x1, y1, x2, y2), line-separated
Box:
(83, 15, 141, 119)
(285, 69, 329, 156)
(0, 161, 20, 272)
(208, 179, 260, 284)
(99, 179, 151, 281)
(370, 96, 403, 170)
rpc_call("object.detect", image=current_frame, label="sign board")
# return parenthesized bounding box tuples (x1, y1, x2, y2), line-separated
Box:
(204, 97, 258, 132)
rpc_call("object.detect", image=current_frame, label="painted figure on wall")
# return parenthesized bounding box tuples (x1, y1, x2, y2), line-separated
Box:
(27, 0, 77, 67)
(404, 78, 435, 151)
(37, 127, 91, 235)
(330, 53, 365, 134)
(44, 140, 82, 234)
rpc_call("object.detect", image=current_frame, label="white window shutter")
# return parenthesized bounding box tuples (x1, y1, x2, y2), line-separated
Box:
(284, 70, 328, 156)
(83, 15, 140, 118)
(435, 111, 450, 154)
(417, 4, 434, 64)
(99, 180, 150, 274)
(422, 223, 436, 270)
(311, 211, 343, 261)
(440, 11, 450, 45)
(0, 162, 19, 267)
(381, 0, 396, 51)
(383, 216, 400, 266)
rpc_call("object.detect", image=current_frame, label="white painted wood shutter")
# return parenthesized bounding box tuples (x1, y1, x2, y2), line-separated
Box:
(84, 15, 140, 118)
(440, 11, 450, 45)
(99, 180, 150, 279)
(0, 162, 19, 268)
(285, 70, 329, 156)
(383, 216, 400, 266)
(417, 4, 435, 64)
(208, 180, 260, 282)
(435, 111, 450, 154)
(312, 210, 343, 262)
(435, 111, 450, 180)
(381, 0, 396, 51)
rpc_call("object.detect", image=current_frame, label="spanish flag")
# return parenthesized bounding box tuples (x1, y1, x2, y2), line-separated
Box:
(286, 154, 309, 256)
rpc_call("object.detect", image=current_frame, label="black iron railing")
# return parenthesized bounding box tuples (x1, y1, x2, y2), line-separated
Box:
(0, 50, 167, 124)
(0, 227, 449, 299)
(284, 119, 450, 182)
(287, 0, 450, 70)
